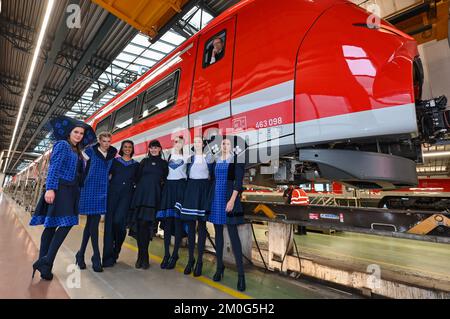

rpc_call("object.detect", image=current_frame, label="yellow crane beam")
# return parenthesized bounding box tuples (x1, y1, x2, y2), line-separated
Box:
(91, 0, 190, 39)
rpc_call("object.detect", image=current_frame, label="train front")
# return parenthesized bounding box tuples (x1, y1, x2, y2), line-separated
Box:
(292, 0, 450, 190)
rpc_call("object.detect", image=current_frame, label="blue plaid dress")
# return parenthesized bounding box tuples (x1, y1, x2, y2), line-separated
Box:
(208, 159, 230, 225)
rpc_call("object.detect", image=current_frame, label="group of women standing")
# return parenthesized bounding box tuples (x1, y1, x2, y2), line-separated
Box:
(29, 115, 247, 292)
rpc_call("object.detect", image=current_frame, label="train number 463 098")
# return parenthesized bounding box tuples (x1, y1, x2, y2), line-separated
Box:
(255, 117, 283, 129)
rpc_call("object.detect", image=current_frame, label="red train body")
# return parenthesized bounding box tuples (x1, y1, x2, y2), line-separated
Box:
(86, 0, 448, 189)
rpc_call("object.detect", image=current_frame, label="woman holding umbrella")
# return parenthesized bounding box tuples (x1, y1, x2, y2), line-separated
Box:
(30, 116, 96, 280)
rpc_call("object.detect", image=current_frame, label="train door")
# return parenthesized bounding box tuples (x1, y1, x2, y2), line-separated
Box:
(189, 16, 236, 137)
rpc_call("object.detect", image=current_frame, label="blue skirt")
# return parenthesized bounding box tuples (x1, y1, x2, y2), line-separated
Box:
(30, 181, 80, 227)
(177, 179, 211, 221)
(156, 179, 186, 219)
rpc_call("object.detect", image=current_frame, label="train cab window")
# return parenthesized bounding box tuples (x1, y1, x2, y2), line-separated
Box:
(140, 70, 180, 120)
(113, 99, 136, 132)
(203, 31, 226, 68)
(95, 115, 111, 133)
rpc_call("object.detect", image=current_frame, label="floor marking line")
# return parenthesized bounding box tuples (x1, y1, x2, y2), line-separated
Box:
(120, 241, 252, 299)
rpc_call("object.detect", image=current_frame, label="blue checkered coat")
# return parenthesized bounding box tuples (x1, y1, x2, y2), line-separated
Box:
(79, 144, 117, 215)
(46, 140, 79, 190)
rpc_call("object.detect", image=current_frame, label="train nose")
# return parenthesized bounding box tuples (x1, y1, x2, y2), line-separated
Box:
(295, 2, 420, 144)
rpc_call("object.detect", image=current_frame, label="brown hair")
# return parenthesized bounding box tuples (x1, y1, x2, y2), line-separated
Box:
(67, 126, 85, 157)
(173, 135, 184, 155)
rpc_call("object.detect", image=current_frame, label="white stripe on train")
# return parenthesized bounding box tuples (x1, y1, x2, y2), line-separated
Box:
(108, 78, 417, 155)
(295, 103, 418, 144)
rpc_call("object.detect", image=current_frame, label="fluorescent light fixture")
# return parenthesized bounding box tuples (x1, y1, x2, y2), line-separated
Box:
(3, 0, 56, 173)
(409, 187, 443, 191)
(422, 151, 450, 158)
(156, 100, 168, 109)
(416, 166, 447, 172)
(116, 119, 133, 129)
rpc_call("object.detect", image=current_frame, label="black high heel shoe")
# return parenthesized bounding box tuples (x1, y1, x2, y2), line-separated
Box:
(193, 261, 203, 277)
(32, 257, 53, 281)
(91, 256, 103, 273)
(75, 251, 86, 269)
(213, 266, 225, 282)
(237, 274, 246, 292)
(160, 255, 170, 269)
(166, 255, 179, 270)
(141, 257, 150, 270)
(184, 258, 195, 275)
(135, 255, 142, 269)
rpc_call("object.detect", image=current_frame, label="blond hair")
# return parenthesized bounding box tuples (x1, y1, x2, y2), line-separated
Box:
(97, 131, 112, 141)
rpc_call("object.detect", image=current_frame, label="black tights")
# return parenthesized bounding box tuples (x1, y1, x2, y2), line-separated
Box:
(78, 215, 101, 260)
(39, 226, 72, 265)
(214, 224, 244, 275)
(137, 220, 152, 261)
(186, 220, 207, 263)
(163, 218, 182, 258)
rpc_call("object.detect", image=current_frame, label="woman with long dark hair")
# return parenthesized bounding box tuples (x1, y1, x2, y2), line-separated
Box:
(102, 140, 139, 267)
(156, 136, 187, 270)
(30, 116, 95, 280)
(176, 136, 213, 276)
(76, 131, 117, 272)
(208, 135, 247, 291)
(130, 140, 168, 269)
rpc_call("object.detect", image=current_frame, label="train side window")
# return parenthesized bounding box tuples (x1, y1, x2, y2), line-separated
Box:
(95, 115, 111, 133)
(113, 99, 136, 132)
(140, 70, 180, 120)
(203, 30, 226, 68)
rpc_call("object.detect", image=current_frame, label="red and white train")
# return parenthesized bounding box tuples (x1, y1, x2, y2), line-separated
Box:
(77, 0, 449, 189)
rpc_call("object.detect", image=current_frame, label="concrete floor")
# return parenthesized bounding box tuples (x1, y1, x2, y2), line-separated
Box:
(0, 193, 354, 299)
(0, 194, 68, 298)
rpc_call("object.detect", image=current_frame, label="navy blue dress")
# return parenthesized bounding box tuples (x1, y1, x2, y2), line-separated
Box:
(30, 140, 83, 227)
(177, 155, 214, 221)
(107, 157, 139, 225)
(103, 157, 139, 264)
(157, 154, 188, 219)
(130, 155, 168, 222)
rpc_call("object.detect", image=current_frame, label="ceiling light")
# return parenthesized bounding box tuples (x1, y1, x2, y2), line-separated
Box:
(3, 0, 56, 174)
(422, 151, 450, 158)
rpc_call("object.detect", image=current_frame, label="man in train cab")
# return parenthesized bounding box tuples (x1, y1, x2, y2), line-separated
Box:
(207, 37, 225, 65)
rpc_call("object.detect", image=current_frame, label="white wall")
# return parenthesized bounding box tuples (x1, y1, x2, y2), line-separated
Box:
(418, 39, 450, 101)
